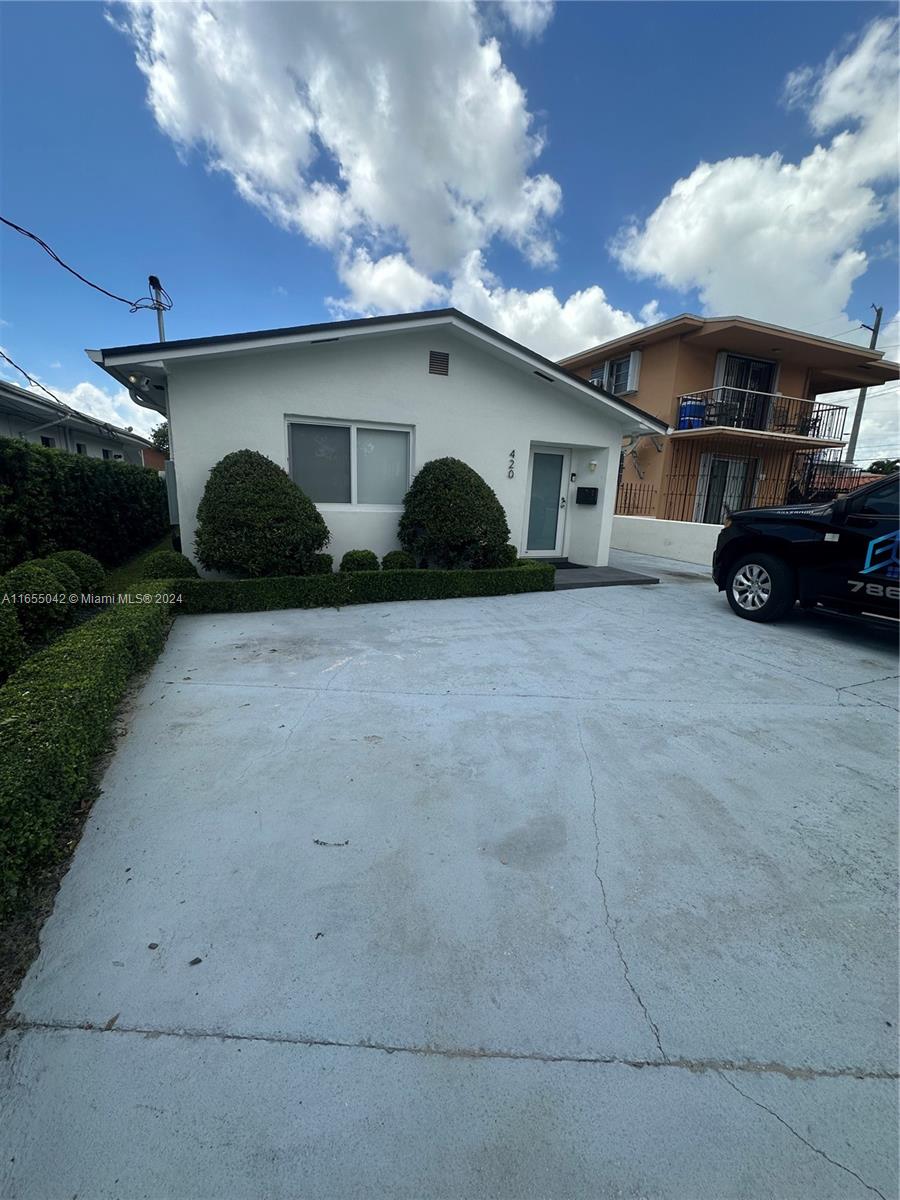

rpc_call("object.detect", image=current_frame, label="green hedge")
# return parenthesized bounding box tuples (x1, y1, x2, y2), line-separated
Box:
(141, 549, 199, 579)
(340, 549, 380, 573)
(0, 561, 73, 644)
(45, 550, 106, 593)
(0, 436, 168, 572)
(169, 563, 554, 614)
(0, 603, 25, 682)
(0, 595, 173, 916)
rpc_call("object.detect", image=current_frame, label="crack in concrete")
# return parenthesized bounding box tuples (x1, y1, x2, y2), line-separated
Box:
(837, 673, 899, 692)
(576, 715, 668, 1061)
(718, 1070, 888, 1200)
(149, 676, 893, 711)
(6, 1019, 896, 1080)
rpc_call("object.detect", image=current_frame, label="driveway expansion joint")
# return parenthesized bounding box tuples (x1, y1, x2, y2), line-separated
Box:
(718, 1070, 889, 1200)
(576, 714, 668, 1061)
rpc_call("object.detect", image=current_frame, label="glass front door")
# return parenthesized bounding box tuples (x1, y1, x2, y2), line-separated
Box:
(527, 451, 567, 553)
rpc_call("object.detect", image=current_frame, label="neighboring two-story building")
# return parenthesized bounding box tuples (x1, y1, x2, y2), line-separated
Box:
(560, 314, 899, 526)
(0, 378, 165, 469)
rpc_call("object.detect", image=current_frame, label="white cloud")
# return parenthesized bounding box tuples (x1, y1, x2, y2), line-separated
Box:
(0, 361, 159, 438)
(121, 1, 561, 276)
(329, 249, 449, 317)
(612, 17, 899, 330)
(447, 251, 656, 358)
(497, 1, 555, 41)
(119, 1, 654, 357)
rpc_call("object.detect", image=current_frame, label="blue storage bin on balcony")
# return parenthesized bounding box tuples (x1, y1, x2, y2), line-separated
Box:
(677, 399, 705, 429)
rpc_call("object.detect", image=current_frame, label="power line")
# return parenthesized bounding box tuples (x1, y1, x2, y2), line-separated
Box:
(0, 216, 172, 313)
(0, 349, 64, 406)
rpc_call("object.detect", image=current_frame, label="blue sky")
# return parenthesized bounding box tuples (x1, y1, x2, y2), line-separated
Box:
(0, 1, 897, 458)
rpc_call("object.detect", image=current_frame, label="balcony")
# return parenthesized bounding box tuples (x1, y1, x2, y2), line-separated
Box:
(674, 388, 847, 445)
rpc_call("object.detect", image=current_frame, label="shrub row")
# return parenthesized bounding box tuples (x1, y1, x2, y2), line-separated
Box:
(0, 436, 168, 573)
(169, 562, 554, 615)
(0, 594, 173, 916)
(0, 550, 108, 674)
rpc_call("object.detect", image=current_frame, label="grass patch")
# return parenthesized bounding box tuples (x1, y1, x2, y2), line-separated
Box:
(103, 535, 174, 595)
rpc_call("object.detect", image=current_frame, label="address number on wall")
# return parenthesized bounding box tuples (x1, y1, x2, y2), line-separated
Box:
(508, 449, 516, 479)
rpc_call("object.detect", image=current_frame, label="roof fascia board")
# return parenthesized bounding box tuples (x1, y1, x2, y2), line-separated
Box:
(96, 310, 666, 433)
(444, 316, 666, 432)
(100, 315, 457, 367)
(558, 314, 704, 366)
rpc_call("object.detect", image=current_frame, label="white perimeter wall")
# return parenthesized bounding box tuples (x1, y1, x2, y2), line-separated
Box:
(610, 515, 722, 566)
(167, 328, 628, 571)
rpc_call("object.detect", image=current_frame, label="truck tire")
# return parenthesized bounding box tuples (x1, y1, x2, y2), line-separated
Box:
(725, 552, 796, 622)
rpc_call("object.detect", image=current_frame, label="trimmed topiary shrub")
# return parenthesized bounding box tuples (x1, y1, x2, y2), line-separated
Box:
(32, 557, 81, 597)
(0, 603, 25, 682)
(381, 549, 417, 571)
(195, 450, 330, 577)
(0, 593, 174, 915)
(398, 457, 511, 569)
(497, 543, 518, 568)
(46, 550, 106, 594)
(340, 549, 380, 573)
(309, 553, 334, 575)
(141, 549, 199, 579)
(0, 561, 72, 644)
(0, 436, 168, 572)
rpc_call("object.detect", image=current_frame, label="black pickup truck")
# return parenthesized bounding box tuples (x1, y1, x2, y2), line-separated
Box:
(712, 473, 900, 622)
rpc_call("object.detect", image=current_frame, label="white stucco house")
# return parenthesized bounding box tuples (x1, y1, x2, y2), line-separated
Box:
(87, 309, 667, 569)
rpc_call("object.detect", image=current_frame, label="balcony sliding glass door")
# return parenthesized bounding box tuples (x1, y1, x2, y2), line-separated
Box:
(717, 354, 778, 430)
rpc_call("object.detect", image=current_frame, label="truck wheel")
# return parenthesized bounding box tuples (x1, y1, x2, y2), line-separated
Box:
(725, 553, 796, 622)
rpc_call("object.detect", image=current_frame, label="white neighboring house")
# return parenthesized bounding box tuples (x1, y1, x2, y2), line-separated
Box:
(0, 378, 163, 468)
(87, 309, 667, 569)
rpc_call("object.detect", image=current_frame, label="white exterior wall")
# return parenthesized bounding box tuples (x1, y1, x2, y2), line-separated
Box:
(611, 514, 722, 566)
(0, 410, 142, 463)
(167, 328, 627, 571)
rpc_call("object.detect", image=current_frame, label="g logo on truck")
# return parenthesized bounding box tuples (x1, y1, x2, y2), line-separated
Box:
(861, 529, 900, 580)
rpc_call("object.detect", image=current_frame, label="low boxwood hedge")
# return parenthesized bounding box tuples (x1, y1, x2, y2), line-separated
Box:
(381, 550, 417, 571)
(340, 549, 380, 573)
(45, 550, 106, 593)
(170, 562, 554, 614)
(0, 561, 73, 644)
(33, 556, 81, 596)
(0, 593, 174, 916)
(0, 603, 25, 682)
(141, 549, 199, 579)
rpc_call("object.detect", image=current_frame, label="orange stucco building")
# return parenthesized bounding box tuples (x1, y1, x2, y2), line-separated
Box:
(561, 315, 899, 523)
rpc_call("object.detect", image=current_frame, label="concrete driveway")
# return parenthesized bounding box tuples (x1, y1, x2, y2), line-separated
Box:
(3, 553, 898, 1199)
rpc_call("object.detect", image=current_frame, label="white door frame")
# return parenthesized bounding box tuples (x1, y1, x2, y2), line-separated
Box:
(524, 445, 571, 557)
(693, 451, 759, 523)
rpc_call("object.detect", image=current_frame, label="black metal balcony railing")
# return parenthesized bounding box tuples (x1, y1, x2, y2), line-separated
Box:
(676, 388, 847, 442)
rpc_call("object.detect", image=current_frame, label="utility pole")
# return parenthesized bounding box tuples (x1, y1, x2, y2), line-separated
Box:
(845, 303, 883, 463)
(149, 275, 166, 342)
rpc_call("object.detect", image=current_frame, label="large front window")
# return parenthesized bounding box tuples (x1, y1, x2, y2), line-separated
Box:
(289, 421, 411, 505)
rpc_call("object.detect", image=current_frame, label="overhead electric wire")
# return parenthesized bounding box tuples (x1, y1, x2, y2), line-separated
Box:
(0, 349, 65, 406)
(0, 216, 172, 313)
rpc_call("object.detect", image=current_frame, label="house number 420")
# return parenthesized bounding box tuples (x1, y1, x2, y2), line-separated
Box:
(508, 449, 516, 479)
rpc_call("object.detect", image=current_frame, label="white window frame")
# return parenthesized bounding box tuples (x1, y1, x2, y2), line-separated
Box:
(590, 350, 641, 396)
(286, 415, 414, 511)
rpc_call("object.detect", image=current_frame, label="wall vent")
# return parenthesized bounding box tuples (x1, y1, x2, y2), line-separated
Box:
(429, 350, 450, 376)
